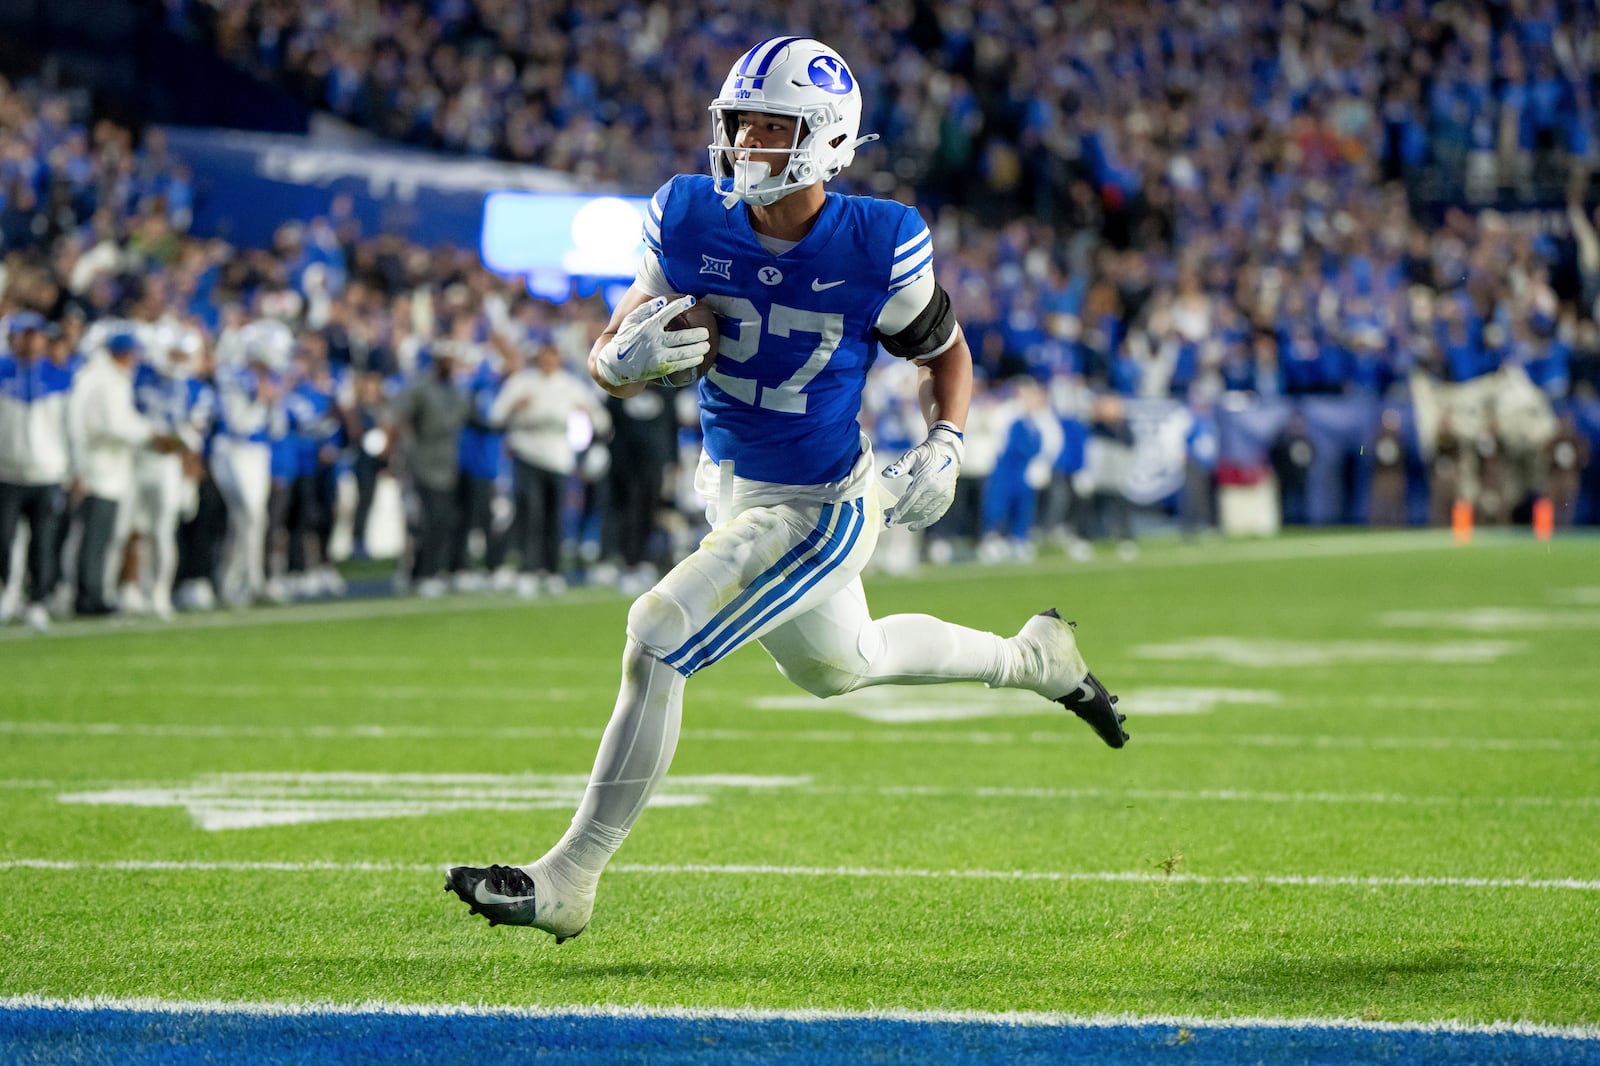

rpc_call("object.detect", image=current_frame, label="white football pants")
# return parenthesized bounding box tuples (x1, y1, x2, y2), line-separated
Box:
(129, 453, 188, 610)
(211, 438, 271, 604)
(540, 486, 1018, 893)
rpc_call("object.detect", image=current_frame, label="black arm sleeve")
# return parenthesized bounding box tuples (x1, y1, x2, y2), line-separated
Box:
(876, 282, 958, 361)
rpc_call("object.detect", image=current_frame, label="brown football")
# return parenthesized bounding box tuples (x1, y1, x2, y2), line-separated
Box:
(663, 296, 719, 386)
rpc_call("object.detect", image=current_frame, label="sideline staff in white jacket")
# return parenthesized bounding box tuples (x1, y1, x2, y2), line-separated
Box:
(489, 343, 608, 597)
(0, 312, 72, 631)
(67, 333, 178, 615)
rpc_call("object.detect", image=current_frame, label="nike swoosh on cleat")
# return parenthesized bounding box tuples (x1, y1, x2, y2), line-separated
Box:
(811, 279, 846, 291)
(472, 881, 534, 906)
(1072, 681, 1097, 703)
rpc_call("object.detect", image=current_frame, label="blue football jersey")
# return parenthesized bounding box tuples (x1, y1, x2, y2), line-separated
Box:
(645, 174, 934, 485)
(0, 354, 74, 405)
(134, 364, 188, 433)
(286, 378, 343, 477)
(216, 365, 277, 445)
(134, 363, 217, 447)
(457, 361, 504, 481)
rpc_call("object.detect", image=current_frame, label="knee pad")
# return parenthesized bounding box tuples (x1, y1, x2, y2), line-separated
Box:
(626, 586, 695, 662)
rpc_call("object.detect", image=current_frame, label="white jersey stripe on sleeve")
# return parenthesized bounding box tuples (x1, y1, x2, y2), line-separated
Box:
(894, 228, 931, 256)
(893, 233, 931, 264)
(643, 195, 664, 254)
(890, 251, 933, 284)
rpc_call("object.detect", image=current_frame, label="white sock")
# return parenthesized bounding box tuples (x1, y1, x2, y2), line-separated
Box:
(536, 638, 685, 890)
(851, 614, 1014, 688)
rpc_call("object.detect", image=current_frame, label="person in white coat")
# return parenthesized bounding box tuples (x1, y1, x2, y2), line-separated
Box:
(0, 312, 74, 632)
(66, 333, 178, 615)
(489, 343, 609, 598)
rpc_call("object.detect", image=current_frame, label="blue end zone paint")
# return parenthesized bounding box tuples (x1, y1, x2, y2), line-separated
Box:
(4, 1008, 1599, 1066)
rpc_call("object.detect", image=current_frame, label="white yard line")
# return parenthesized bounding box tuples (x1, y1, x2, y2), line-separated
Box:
(1, 994, 1596, 1042)
(9, 774, 1595, 811)
(2, 718, 1596, 752)
(853, 785, 1600, 809)
(1, 858, 1597, 892)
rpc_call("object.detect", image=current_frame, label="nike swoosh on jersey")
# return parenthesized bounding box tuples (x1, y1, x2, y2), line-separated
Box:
(811, 279, 847, 291)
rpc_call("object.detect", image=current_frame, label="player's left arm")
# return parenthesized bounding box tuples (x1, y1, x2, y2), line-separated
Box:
(917, 329, 972, 433)
(875, 271, 971, 529)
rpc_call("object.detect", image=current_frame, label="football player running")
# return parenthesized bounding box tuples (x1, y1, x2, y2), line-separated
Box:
(447, 38, 1126, 941)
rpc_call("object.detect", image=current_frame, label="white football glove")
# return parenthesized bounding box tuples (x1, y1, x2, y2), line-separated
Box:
(881, 420, 965, 529)
(595, 295, 710, 389)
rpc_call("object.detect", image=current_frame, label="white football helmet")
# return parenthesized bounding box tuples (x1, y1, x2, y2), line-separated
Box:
(708, 38, 878, 207)
(235, 318, 294, 373)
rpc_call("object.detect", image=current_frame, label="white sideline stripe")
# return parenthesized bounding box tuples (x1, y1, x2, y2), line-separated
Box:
(2, 719, 1595, 753)
(95, 655, 596, 672)
(0, 531, 1545, 642)
(2, 995, 1597, 1042)
(0, 590, 553, 641)
(2, 682, 582, 704)
(2, 858, 1598, 893)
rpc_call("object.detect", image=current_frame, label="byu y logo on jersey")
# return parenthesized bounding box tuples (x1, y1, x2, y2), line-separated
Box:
(808, 56, 853, 94)
(758, 266, 784, 286)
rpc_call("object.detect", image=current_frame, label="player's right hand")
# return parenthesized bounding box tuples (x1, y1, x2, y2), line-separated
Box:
(596, 295, 710, 388)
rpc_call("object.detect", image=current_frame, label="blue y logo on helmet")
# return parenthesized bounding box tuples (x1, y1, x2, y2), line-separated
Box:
(808, 56, 853, 94)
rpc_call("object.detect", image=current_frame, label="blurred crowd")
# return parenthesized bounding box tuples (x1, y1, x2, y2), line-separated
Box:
(170, 2, 1600, 411)
(173, 0, 1597, 210)
(5, 0, 1600, 629)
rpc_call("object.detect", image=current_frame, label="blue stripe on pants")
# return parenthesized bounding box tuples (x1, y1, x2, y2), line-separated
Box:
(662, 503, 838, 674)
(666, 499, 864, 677)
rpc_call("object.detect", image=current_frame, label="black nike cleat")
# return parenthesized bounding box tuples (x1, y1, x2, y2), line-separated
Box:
(444, 864, 588, 943)
(1013, 608, 1128, 748)
(1054, 670, 1128, 749)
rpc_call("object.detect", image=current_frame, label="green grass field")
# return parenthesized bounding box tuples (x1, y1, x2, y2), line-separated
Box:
(2, 531, 1597, 1028)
